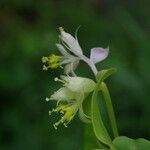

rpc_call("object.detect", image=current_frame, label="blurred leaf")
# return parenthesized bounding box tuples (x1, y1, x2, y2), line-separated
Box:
(113, 136, 150, 150)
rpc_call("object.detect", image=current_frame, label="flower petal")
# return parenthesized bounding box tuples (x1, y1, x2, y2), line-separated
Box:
(64, 59, 79, 74)
(59, 27, 83, 55)
(56, 43, 70, 57)
(90, 47, 109, 64)
(60, 76, 96, 93)
(50, 87, 77, 101)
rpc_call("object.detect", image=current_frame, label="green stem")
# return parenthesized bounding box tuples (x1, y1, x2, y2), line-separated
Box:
(100, 82, 119, 138)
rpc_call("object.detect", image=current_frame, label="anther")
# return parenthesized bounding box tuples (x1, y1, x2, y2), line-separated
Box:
(42, 56, 49, 63)
(53, 124, 57, 130)
(43, 65, 48, 71)
(48, 111, 52, 115)
(54, 77, 59, 81)
(54, 77, 65, 84)
(63, 123, 68, 128)
(45, 97, 50, 101)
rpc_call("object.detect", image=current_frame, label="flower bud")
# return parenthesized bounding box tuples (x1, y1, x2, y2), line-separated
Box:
(59, 27, 83, 55)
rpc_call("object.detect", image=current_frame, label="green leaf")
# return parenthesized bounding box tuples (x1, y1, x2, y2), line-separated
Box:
(78, 92, 91, 124)
(100, 82, 119, 138)
(78, 104, 91, 123)
(83, 95, 108, 150)
(84, 124, 102, 150)
(113, 136, 150, 150)
(96, 68, 117, 82)
(91, 68, 117, 149)
(91, 89, 112, 146)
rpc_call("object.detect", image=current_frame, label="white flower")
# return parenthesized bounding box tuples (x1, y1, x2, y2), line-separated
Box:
(47, 76, 96, 102)
(47, 76, 96, 129)
(41, 45, 79, 74)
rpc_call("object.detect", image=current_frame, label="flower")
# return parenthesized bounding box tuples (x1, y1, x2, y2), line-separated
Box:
(41, 30, 81, 74)
(46, 76, 96, 129)
(46, 76, 96, 102)
(42, 52, 79, 74)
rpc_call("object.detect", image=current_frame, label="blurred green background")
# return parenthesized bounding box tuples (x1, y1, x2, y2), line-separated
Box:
(0, 0, 150, 150)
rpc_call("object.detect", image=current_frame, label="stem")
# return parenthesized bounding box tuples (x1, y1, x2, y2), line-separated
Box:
(81, 54, 118, 148)
(100, 82, 119, 138)
(78, 54, 98, 76)
(81, 55, 118, 138)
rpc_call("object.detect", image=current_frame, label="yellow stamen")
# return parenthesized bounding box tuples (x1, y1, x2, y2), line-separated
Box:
(49, 103, 79, 129)
(49, 63, 59, 69)
(41, 54, 62, 70)
(48, 54, 62, 63)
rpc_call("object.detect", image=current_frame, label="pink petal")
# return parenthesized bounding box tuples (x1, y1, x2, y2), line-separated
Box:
(90, 47, 109, 64)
